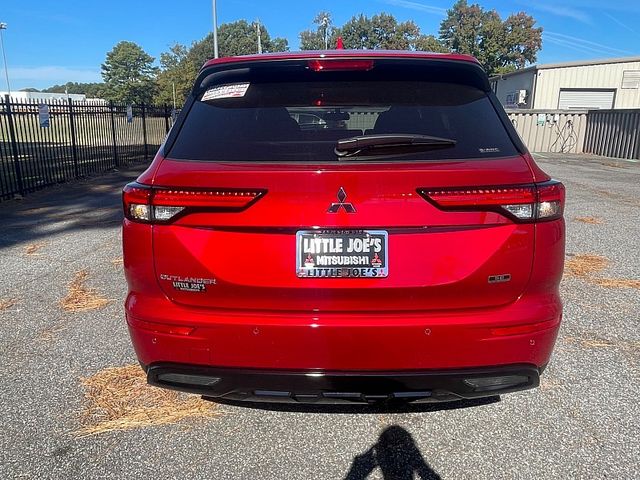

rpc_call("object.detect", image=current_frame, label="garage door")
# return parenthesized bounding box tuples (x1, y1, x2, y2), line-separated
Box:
(558, 89, 615, 110)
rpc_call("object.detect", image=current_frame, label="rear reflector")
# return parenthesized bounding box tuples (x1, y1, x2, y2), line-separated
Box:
(123, 182, 266, 223)
(128, 317, 195, 336)
(308, 59, 374, 72)
(418, 180, 564, 222)
(489, 318, 560, 336)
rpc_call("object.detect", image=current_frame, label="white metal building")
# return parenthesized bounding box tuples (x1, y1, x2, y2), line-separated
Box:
(0, 91, 87, 102)
(490, 56, 640, 110)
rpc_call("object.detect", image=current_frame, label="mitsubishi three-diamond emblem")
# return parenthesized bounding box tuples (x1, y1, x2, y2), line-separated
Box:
(327, 187, 356, 213)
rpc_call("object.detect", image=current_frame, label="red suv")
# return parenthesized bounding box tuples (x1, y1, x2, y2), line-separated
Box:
(123, 51, 565, 404)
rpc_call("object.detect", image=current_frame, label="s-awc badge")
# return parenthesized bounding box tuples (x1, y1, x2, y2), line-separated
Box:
(159, 274, 216, 292)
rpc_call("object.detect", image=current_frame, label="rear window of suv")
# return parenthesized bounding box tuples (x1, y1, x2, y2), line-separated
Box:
(167, 59, 518, 162)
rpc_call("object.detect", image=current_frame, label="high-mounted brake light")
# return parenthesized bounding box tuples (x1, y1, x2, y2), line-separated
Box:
(308, 59, 374, 72)
(123, 182, 266, 223)
(417, 180, 564, 222)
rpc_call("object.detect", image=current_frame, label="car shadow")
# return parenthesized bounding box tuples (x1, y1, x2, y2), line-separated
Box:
(345, 425, 442, 480)
(0, 164, 148, 250)
(205, 395, 500, 414)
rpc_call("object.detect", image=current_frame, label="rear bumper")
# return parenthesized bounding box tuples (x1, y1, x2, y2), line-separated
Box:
(146, 362, 541, 404)
(126, 291, 562, 372)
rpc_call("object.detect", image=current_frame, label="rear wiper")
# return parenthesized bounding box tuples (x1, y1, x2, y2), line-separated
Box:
(335, 134, 456, 159)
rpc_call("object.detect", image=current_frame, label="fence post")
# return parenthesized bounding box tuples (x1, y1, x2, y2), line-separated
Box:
(109, 101, 119, 167)
(141, 103, 148, 161)
(67, 98, 79, 177)
(4, 94, 25, 196)
(164, 104, 170, 134)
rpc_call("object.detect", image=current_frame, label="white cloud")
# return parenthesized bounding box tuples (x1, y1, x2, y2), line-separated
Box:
(544, 31, 633, 56)
(603, 13, 637, 34)
(379, 0, 447, 16)
(530, 3, 591, 24)
(8, 66, 102, 88)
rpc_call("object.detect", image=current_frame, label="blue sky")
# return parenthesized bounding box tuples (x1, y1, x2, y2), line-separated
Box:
(2, 0, 639, 89)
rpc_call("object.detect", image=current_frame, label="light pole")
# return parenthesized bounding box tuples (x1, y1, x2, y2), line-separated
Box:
(256, 19, 262, 54)
(212, 0, 219, 58)
(322, 16, 329, 50)
(0, 22, 10, 94)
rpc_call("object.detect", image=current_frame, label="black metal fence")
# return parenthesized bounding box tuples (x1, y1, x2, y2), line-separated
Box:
(0, 95, 176, 200)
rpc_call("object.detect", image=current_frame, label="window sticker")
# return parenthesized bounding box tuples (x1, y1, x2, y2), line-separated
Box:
(202, 83, 250, 102)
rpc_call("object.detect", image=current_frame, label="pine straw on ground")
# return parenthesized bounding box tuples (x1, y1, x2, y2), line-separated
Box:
(565, 254, 609, 278)
(592, 278, 640, 290)
(76, 365, 219, 436)
(574, 216, 602, 225)
(539, 377, 564, 392)
(563, 336, 640, 352)
(110, 257, 124, 266)
(24, 242, 46, 255)
(59, 270, 110, 312)
(565, 254, 640, 290)
(0, 298, 17, 311)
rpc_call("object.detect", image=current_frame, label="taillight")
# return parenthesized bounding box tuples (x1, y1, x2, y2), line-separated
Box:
(122, 182, 266, 223)
(123, 183, 153, 222)
(417, 180, 564, 222)
(535, 181, 565, 220)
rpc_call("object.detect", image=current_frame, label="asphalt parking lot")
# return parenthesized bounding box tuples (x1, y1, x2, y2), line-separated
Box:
(0, 153, 638, 479)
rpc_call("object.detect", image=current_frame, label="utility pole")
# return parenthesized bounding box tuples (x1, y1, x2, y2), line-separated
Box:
(256, 20, 262, 54)
(212, 0, 219, 58)
(0, 23, 11, 94)
(172, 81, 176, 110)
(322, 16, 329, 50)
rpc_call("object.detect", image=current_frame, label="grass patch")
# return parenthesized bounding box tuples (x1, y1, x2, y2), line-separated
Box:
(565, 254, 609, 278)
(0, 298, 17, 311)
(59, 270, 110, 312)
(76, 365, 219, 436)
(24, 242, 46, 255)
(574, 216, 602, 225)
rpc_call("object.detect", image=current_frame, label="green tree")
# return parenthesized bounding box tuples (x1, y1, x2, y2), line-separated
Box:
(301, 12, 448, 52)
(339, 14, 374, 49)
(42, 82, 106, 98)
(190, 20, 288, 61)
(157, 20, 288, 106)
(439, 0, 541, 75)
(101, 41, 158, 104)
(299, 12, 340, 50)
(503, 12, 543, 70)
(154, 44, 195, 107)
(414, 34, 448, 53)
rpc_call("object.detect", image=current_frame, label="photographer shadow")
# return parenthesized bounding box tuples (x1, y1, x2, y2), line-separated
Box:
(345, 425, 441, 480)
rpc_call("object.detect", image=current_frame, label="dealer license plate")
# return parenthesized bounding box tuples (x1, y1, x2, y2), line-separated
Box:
(296, 230, 388, 278)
